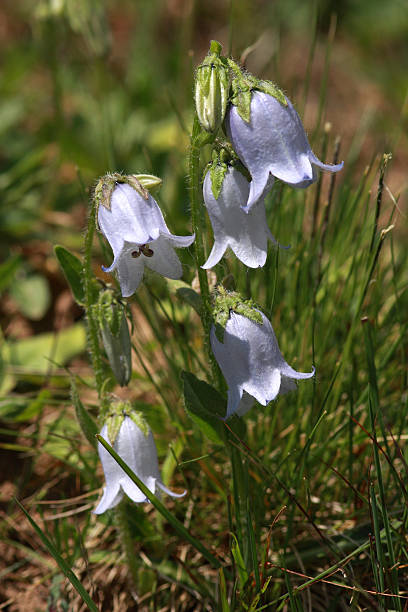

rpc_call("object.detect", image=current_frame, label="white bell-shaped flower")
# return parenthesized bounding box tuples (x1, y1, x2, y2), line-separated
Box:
(211, 310, 315, 419)
(94, 416, 185, 514)
(202, 167, 277, 269)
(98, 183, 195, 297)
(226, 91, 343, 212)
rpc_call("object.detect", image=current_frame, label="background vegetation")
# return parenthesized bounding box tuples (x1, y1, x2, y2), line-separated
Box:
(0, 0, 407, 610)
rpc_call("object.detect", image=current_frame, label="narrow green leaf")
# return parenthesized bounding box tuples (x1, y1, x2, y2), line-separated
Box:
(182, 371, 226, 445)
(231, 533, 249, 590)
(219, 567, 230, 612)
(71, 379, 99, 448)
(54, 245, 85, 305)
(15, 499, 99, 612)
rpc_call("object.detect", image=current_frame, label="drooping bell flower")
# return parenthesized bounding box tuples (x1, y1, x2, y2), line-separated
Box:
(202, 166, 277, 269)
(94, 414, 185, 514)
(211, 306, 314, 419)
(226, 90, 344, 212)
(97, 182, 195, 297)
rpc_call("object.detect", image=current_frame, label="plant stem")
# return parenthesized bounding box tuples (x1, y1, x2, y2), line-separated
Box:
(115, 501, 141, 590)
(188, 114, 222, 387)
(83, 198, 107, 411)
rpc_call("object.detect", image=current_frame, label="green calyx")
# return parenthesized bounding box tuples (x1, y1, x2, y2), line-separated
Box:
(94, 173, 162, 211)
(212, 286, 263, 342)
(105, 401, 149, 444)
(227, 58, 287, 123)
(207, 143, 250, 200)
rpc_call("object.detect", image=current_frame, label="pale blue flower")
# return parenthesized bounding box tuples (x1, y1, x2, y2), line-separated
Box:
(202, 166, 277, 269)
(94, 416, 185, 514)
(226, 91, 343, 212)
(98, 183, 195, 297)
(211, 310, 315, 419)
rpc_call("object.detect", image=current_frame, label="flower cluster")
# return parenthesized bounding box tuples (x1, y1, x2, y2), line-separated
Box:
(89, 41, 341, 513)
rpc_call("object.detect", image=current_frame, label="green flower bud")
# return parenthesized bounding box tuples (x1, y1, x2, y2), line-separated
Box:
(130, 174, 162, 193)
(194, 40, 229, 133)
(94, 289, 132, 387)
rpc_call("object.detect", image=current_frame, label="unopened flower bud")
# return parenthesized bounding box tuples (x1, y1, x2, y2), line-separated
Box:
(194, 40, 229, 133)
(95, 289, 132, 386)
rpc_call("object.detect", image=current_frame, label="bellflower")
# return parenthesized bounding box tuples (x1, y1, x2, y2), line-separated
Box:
(226, 90, 344, 212)
(94, 416, 185, 514)
(98, 183, 195, 297)
(211, 310, 314, 419)
(202, 166, 277, 269)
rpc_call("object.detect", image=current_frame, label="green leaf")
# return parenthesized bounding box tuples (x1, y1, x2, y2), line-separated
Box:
(219, 567, 230, 612)
(54, 245, 85, 305)
(0, 255, 22, 293)
(0, 389, 51, 422)
(231, 533, 249, 590)
(182, 371, 226, 444)
(15, 499, 99, 612)
(167, 279, 202, 315)
(10, 274, 51, 320)
(7, 322, 86, 374)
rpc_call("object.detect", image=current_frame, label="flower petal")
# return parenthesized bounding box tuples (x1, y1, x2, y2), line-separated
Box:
(234, 391, 255, 417)
(280, 363, 315, 380)
(98, 184, 159, 246)
(94, 485, 123, 514)
(113, 247, 145, 297)
(244, 170, 274, 213)
(144, 235, 184, 280)
(202, 168, 274, 268)
(120, 476, 149, 503)
(226, 91, 343, 199)
(156, 480, 187, 498)
(309, 151, 344, 174)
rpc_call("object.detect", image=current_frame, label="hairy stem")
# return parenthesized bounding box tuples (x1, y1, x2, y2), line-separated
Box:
(83, 199, 107, 411)
(188, 115, 223, 387)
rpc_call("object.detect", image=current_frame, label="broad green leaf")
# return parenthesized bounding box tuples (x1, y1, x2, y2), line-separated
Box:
(7, 323, 86, 373)
(10, 274, 51, 320)
(54, 245, 85, 305)
(182, 371, 226, 445)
